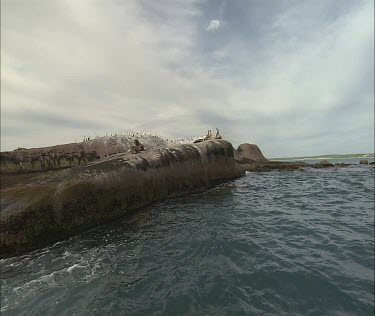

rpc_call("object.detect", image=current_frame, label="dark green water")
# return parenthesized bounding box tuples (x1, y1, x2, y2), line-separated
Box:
(1, 164, 374, 315)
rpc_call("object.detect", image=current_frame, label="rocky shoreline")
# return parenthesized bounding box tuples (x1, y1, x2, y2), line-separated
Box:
(0, 138, 373, 256)
(1, 140, 243, 256)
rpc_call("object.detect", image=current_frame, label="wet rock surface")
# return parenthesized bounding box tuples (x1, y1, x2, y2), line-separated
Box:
(1, 137, 372, 256)
(239, 160, 373, 172)
(0, 140, 242, 256)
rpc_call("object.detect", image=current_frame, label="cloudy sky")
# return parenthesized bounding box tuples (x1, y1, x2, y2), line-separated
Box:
(1, 0, 374, 157)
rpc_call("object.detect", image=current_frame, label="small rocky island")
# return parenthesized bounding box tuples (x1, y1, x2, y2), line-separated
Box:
(0, 130, 372, 256)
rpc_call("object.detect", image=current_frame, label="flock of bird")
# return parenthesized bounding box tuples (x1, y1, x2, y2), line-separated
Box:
(81, 131, 201, 145)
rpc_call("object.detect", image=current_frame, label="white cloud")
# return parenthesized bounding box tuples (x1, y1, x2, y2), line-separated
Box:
(0, 0, 373, 157)
(206, 19, 221, 31)
(1, 0, 217, 150)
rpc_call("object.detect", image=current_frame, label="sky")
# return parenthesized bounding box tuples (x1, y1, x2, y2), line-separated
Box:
(1, 0, 374, 157)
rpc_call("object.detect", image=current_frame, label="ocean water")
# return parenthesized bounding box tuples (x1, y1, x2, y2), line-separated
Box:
(273, 157, 375, 165)
(1, 163, 374, 315)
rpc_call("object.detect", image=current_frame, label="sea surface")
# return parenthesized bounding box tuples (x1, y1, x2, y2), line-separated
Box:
(1, 159, 374, 315)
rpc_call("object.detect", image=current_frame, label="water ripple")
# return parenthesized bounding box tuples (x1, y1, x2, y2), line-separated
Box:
(1, 167, 374, 315)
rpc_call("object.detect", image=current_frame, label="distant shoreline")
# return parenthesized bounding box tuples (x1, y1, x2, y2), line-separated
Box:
(271, 153, 375, 161)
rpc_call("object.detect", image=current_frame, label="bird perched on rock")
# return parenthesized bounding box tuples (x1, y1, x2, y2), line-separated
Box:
(134, 139, 144, 150)
(204, 129, 213, 141)
(127, 139, 144, 154)
(128, 139, 145, 154)
(215, 128, 222, 139)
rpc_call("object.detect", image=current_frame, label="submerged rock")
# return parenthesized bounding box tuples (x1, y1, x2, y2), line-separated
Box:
(312, 160, 334, 168)
(318, 160, 330, 165)
(244, 161, 306, 172)
(334, 163, 351, 168)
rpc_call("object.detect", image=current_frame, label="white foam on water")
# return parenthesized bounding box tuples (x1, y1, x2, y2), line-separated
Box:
(67, 263, 86, 273)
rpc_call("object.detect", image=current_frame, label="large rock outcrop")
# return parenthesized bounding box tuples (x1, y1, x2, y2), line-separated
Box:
(0, 135, 168, 174)
(234, 143, 268, 164)
(0, 140, 242, 256)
